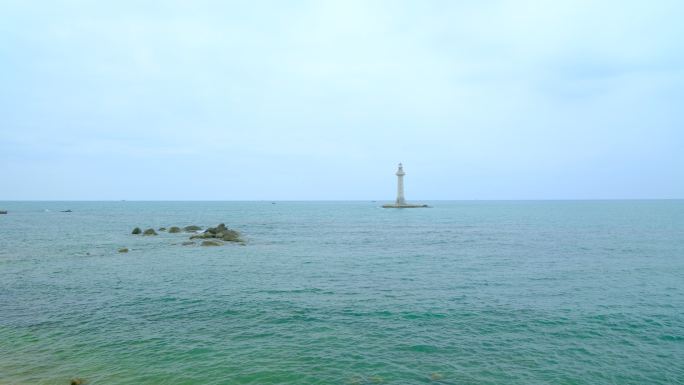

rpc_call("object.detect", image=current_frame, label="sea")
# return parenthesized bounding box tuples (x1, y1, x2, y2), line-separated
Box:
(0, 201, 682, 385)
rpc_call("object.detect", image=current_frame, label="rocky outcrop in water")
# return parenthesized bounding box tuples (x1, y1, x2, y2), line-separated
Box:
(189, 223, 242, 243)
(0, 210, 7, 214)
(129, 223, 243, 246)
(118, 248, 129, 253)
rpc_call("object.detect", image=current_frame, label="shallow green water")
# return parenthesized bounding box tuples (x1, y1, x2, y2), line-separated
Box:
(1, 201, 683, 384)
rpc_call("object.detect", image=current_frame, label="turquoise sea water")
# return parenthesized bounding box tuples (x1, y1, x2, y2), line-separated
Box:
(1, 201, 683, 385)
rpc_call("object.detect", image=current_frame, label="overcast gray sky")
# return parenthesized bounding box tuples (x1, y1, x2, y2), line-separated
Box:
(1, 0, 682, 200)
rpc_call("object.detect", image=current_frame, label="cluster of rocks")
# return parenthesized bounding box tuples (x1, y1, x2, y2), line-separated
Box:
(189, 223, 241, 242)
(131, 225, 204, 236)
(126, 223, 243, 249)
(131, 227, 158, 236)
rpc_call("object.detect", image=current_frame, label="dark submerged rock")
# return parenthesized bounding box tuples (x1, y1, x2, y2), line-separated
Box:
(158, 227, 167, 231)
(118, 248, 129, 253)
(142, 228, 158, 236)
(184, 225, 202, 232)
(131, 227, 142, 235)
(168, 226, 182, 233)
(182, 241, 195, 246)
(70, 378, 86, 385)
(201, 240, 222, 246)
(0, 210, 7, 214)
(60, 209, 72, 213)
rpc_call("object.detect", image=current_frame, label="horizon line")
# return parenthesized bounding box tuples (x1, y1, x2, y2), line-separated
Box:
(1, 198, 682, 202)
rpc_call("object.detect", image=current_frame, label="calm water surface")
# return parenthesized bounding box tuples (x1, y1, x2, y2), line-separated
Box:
(0, 201, 683, 384)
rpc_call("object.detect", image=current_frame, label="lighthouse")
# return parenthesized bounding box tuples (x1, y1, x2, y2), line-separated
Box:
(382, 163, 428, 208)
(395, 163, 406, 205)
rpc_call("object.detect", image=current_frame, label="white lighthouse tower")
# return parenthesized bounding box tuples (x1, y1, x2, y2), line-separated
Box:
(382, 163, 428, 208)
(395, 163, 406, 205)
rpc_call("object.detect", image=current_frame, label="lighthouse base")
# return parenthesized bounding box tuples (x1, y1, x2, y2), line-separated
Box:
(381, 203, 429, 208)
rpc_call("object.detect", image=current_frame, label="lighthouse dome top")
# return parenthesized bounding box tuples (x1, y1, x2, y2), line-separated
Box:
(396, 163, 405, 176)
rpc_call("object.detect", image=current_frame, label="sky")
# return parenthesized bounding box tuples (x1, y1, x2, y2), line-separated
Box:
(1, 0, 682, 200)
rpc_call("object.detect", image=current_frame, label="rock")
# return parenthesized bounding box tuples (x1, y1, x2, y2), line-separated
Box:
(191, 223, 243, 243)
(201, 240, 222, 246)
(131, 227, 142, 235)
(184, 225, 202, 232)
(221, 230, 241, 242)
(168, 226, 182, 233)
(181, 241, 195, 246)
(430, 373, 443, 381)
(60, 209, 72, 213)
(0, 210, 7, 214)
(142, 228, 157, 236)
(158, 227, 167, 231)
(118, 248, 129, 253)
(70, 378, 87, 385)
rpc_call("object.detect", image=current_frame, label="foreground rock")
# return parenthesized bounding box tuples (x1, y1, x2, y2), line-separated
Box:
(70, 378, 87, 385)
(168, 226, 182, 233)
(131, 227, 141, 235)
(189, 223, 243, 243)
(142, 228, 158, 236)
